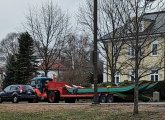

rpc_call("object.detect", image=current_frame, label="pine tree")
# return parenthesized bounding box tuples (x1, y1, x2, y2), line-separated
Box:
(3, 54, 17, 88)
(15, 32, 34, 84)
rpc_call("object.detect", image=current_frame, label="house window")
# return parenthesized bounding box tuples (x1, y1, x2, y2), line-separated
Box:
(151, 41, 158, 56)
(114, 71, 120, 84)
(128, 47, 135, 58)
(150, 69, 159, 82)
(129, 70, 135, 81)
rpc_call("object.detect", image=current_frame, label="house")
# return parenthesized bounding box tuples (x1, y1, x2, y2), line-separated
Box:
(103, 11, 165, 84)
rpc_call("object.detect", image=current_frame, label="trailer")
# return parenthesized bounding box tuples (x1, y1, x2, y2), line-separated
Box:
(31, 77, 157, 103)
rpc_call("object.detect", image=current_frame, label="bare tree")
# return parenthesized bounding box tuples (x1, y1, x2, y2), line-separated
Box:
(114, 0, 165, 114)
(0, 32, 19, 56)
(62, 33, 92, 85)
(25, 1, 70, 76)
(78, 0, 126, 84)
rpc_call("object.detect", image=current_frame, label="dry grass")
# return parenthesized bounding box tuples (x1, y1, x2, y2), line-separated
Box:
(0, 103, 165, 120)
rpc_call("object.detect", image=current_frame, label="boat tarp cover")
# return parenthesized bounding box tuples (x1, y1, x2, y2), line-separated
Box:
(66, 82, 157, 94)
(67, 84, 135, 94)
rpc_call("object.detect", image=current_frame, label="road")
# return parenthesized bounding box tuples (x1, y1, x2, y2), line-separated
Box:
(1, 101, 165, 105)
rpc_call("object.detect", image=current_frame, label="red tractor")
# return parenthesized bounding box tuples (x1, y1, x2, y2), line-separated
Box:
(31, 77, 81, 103)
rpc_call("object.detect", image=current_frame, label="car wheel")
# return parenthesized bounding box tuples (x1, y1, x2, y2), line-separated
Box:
(0, 97, 3, 103)
(12, 95, 19, 103)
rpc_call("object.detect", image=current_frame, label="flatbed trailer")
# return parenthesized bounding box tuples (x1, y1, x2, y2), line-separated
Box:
(31, 77, 157, 103)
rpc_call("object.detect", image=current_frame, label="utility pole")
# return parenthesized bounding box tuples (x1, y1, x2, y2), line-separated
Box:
(93, 0, 98, 104)
(164, 37, 165, 81)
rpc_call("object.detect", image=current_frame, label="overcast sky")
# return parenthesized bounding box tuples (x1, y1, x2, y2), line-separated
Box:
(0, 0, 83, 41)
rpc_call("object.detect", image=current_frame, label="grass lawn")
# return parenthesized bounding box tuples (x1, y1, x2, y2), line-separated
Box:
(0, 103, 165, 120)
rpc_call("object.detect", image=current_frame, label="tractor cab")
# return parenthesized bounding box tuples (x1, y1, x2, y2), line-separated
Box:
(31, 77, 53, 93)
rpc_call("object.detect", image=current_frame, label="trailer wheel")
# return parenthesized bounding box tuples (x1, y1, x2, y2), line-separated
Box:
(106, 95, 114, 103)
(99, 95, 107, 103)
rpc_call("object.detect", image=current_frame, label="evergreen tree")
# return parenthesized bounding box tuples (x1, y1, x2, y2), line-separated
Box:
(15, 32, 34, 84)
(3, 54, 17, 88)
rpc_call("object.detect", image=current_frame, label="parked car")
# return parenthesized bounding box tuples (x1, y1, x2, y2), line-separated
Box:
(0, 85, 38, 103)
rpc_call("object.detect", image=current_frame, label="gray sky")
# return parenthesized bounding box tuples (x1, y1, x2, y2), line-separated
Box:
(0, 0, 83, 41)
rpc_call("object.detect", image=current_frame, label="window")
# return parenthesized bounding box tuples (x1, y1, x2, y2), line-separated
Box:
(129, 70, 135, 81)
(10, 86, 17, 91)
(150, 69, 159, 81)
(151, 41, 158, 56)
(114, 71, 120, 84)
(4, 86, 11, 92)
(128, 47, 135, 58)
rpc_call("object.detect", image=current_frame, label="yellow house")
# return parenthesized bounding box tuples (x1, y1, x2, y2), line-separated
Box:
(104, 11, 165, 84)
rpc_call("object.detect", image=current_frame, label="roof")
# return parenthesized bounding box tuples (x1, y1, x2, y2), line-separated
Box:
(142, 11, 165, 34)
(101, 11, 165, 41)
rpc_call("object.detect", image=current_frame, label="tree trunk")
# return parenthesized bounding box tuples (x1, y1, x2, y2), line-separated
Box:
(133, 82, 139, 114)
(111, 70, 115, 84)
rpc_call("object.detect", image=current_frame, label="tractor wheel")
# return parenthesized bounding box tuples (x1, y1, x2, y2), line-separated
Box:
(106, 95, 114, 103)
(48, 91, 59, 103)
(99, 95, 107, 103)
(48, 91, 56, 103)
